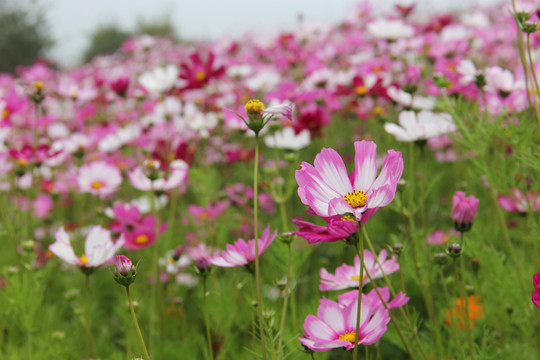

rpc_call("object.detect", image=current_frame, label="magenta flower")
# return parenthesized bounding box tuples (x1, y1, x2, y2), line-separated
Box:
(498, 189, 540, 213)
(114, 255, 134, 276)
(320, 250, 400, 291)
(292, 214, 359, 244)
(337, 288, 409, 310)
(452, 191, 479, 232)
(299, 290, 391, 352)
(296, 140, 403, 222)
(209, 226, 277, 268)
(532, 269, 540, 308)
(111, 203, 167, 250)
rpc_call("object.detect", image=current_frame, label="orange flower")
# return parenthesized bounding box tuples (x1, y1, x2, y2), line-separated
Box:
(444, 295, 484, 330)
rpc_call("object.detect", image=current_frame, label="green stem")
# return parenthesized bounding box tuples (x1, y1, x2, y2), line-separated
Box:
(84, 274, 96, 358)
(202, 277, 214, 360)
(253, 135, 267, 360)
(526, 33, 540, 123)
(149, 188, 162, 358)
(490, 189, 527, 295)
(126, 286, 151, 360)
(352, 225, 364, 360)
(276, 242, 292, 358)
(27, 330, 32, 360)
(459, 255, 475, 360)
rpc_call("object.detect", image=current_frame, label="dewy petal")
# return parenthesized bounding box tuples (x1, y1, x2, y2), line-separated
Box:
(313, 148, 353, 195)
(353, 141, 378, 191)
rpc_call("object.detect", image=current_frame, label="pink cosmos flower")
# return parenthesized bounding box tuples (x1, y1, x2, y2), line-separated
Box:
(292, 213, 359, 244)
(209, 226, 277, 268)
(299, 290, 391, 352)
(452, 191, 479, 231)
(337, 288, 409, 310)
(498, 189, 540, 213)
(77, 161, 123, 198)
(532, 269, 540, 308)
(320, 250, 400, 291)
(296, 140, 403, 222)
(50, 226, 124, 269)
(128, 159, 189, 192)
(111, 203, 167, 250)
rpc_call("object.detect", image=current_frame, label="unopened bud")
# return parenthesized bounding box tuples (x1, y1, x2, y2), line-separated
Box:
(280, 232, 294, 245)
(447, 243, 462, 259)
(21, 240, 35, 252)
(392, 243, 404, 256)
(112, 255, 137, 287)
(434, 252, 448, 265)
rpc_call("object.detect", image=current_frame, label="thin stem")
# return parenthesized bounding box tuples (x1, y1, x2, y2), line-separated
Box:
(84, 274, 96, 358)
(526, 33, 540, 123)
(490, 189, 527, 295)
(362, 228, 428, 360)
(202, 277, 214, 360)
(459, 255, 475, 360)
(352, 225, 364, 360)
(126, 286, 151, 360)
(276, 242, 292, 358)
(149, 189, 158, 357)
(253, 135, 267, 359)
(26, 330, 32, 360)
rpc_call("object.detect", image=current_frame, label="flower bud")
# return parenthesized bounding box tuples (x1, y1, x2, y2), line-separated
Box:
(452, 191, 479, 232)
(447, 243, 462, 259)
(112, 255, 137, 287)
(21, 240, 35, 252)
(434, 252, 448, 265)
(392, 243, 404, 256)
(521, 20, 540, 33)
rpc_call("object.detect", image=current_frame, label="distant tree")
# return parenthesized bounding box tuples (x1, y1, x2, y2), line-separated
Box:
(136, 17, 177, 39)
(0, 2, 54, 73)
(83, 24, 132, 62)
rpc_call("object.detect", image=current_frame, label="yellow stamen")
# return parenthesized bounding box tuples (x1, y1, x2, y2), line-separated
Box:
(355, 85, 368, 96)
(16, 158, 29, 167)
(79, 254, 88, 266)
(2, 108, 9, 119)
(195, 71, 206, 81)
(245, 99, 265, 115)
(33, 81, 44, 91)
(91, 181, 104, 189)
(135, 234, 149, 244)
(372, 106, 385, 116)
(351, 274, 364, 282)
(341, 214, 355, 222)
(343, 190, 367, 208)
(167, 257, 175, 264)
(372, 66, 383, 73)
(338, 331, 357, 344)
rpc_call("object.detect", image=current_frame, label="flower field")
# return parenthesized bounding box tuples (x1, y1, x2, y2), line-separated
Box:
(1, 1, 540, 359)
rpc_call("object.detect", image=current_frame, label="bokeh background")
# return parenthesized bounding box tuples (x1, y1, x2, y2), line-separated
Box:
(2, 0, 499, 70)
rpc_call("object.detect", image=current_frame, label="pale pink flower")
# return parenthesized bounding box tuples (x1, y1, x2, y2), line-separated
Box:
(128, 159, 189, 192)
(384, 110, 456, 142)
(77, 161, 122, 198)
(498, 189, 540, 213)
(296, 141, 403, 222)
(209, 226, 277, 268)
(320, 250, 400, 291)
(50, 226, 124, 269)
(299, 290, 391, 352)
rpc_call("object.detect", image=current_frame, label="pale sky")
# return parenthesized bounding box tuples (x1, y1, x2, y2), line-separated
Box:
(42, 0, 496, 66)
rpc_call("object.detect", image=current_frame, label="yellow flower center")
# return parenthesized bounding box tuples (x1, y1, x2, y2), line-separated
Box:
(338, 331, 357, 344)
(372, 106, 385, 116)
(79, 254, 88, 266)
(245, 99, 265, 115)
(16, 158, 29, 167)
(91, 181, 104, 189)
(135, 234, 149, 244)
(355, 85, 368, 96)
(351, 274, 364, 282)
(343, 190, 367, 208)
(341, 214, 355, 222)
(2, 108, 9, 119)
(33, 81, 44, 91)
(195, 71, 206, 81)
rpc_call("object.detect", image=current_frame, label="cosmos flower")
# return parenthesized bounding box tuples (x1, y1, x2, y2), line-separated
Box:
(299, 290, 391, 352)
(451, 191, 479, 232)
(264, 127, 311, 150)
(444, 295, 484, 330)
(50, 226, 124, 269)
(128, 159, 189, 192)
(209, 226, 277, 268)
(384, 110, 456, 142)
(292, 213, 359, 244)
(138, 64, 179, 95)
(532, 269, 540, 308)
(295, 140, 403, 222)
(77, 161, 123, 198)
(497, 188, 540, 213)
(320, 250, 400, 291)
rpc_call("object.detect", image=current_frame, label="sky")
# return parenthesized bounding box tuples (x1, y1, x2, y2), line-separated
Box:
(42, 0, 496, 66)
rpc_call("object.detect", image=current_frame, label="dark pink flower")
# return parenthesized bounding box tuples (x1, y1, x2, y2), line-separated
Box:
(452, 191, 479, 232)
(532, 269, 540, 308)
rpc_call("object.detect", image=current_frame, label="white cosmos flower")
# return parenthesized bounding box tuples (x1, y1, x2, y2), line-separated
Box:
(264, 127, 310, 151)
(50, 226, 124, 268)
(384, 110, 456, 142)
(367, 19, 414, 40)
(387, 87, 435, 111)
(138, 64, 179, 95)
